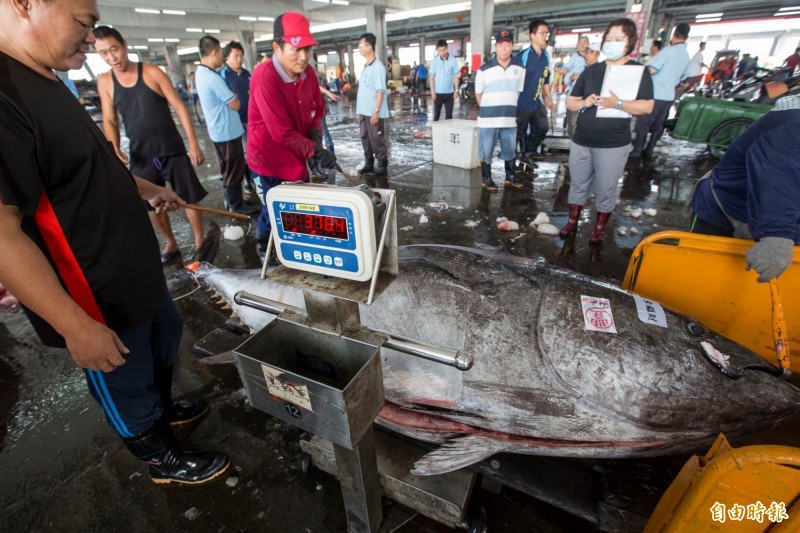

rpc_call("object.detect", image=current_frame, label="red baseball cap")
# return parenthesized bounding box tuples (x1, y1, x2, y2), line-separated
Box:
(274, 12, 318, 48)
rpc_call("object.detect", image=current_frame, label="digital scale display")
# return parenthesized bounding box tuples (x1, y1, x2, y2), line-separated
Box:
(266, 184, 381, 282)
(280, 212, 349, 241)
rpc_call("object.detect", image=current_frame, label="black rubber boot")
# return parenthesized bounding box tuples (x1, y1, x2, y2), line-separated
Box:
(123, 418, 230, 485)
(642, 133, 661, 159)
(504, 160, 523, 189)
(358, 156, 375, 175)
(629, 135, 646, 158)
(589, 212, 612, 244)
(224, 185, 259, 216)
(480, 161, 498, 192)
(559, 203, 583, 239)
(518, 139, 538, 171)
(153, 366, 208, 428)
(368, 159, 387, 178)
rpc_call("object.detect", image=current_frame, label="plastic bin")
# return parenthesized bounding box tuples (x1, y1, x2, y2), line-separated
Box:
(432, 119, 480, 169)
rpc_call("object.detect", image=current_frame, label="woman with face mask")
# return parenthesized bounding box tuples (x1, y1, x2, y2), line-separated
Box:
(559, 18, 655, 244)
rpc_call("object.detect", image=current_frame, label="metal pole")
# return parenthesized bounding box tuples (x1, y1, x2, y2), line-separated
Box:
(234, 291, 474, 371)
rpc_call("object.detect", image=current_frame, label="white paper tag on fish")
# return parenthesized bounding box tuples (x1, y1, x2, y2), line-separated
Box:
(581, 295, 617, 333)
(632, 295, 668, 328)
(261, 364, 313, 411)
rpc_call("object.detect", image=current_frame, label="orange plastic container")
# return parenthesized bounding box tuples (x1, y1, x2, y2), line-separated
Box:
(621, 231, 799, 371)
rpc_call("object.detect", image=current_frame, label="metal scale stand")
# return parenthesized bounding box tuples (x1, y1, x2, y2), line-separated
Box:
(232, 186, 478, 532)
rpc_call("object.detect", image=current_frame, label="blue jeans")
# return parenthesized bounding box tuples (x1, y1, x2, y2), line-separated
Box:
(253, 173, 309, 250)
(478, 126, 516, 164)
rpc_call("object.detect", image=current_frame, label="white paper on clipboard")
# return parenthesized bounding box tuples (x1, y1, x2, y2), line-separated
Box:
(596, 64, 645, 118)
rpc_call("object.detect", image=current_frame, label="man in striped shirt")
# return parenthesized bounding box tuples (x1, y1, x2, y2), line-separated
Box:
(475, 30, 525, 192)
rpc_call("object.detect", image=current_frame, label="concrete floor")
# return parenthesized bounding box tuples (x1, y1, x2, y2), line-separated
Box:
(2, 92, 795, 532)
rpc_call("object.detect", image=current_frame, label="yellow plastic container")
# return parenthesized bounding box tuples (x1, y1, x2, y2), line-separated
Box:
(621, 231, 800, 371)
(645, 434, 800, 532)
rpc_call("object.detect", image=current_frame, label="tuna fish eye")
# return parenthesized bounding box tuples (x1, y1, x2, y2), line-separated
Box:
(686, 321, 710, 338)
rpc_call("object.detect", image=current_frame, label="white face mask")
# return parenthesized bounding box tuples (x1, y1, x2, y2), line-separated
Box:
(602, 41, 626, 60)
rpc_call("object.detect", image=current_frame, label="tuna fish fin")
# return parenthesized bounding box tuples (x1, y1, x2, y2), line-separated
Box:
(411, 435, 508, 476)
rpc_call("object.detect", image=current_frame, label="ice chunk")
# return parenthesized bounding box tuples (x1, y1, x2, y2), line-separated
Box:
(630, 227, 639, 235)
(643, 208, 657, 216)
(617, 227, 628, 236)
(536, 223, 560, 235)
(496, 216, 508, 223)
(464, 220, 479, 228)
(419, 215, 429, 224)
(408, 206, 426, 215)
(532, 212, 550, 225)
(223, 225, 245, 241)
(497, 220, 519, 231)
(628, 207, 643, 218)
(399, 225, 414, 231)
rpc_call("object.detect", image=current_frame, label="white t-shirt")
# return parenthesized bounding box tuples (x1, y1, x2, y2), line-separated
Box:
(687, 50, 705, 77)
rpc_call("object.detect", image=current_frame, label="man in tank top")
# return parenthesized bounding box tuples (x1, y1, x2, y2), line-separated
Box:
(94, 26, 208, 263)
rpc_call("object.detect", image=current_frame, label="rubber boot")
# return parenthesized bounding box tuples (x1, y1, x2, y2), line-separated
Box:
(368, 159, 387, 178)
(629, 135, 646, 158)
(480, 161, 498, 192)
(358, 156, 375, 175)
(588, 212, 612, 244)
(154, 366, 210, 428)
(642, 133, 661, 159)
(518, 139, 539, 171)
(559, 203, 583, 239)
(224, 185, 259, 216)
(504, 160, 523, 189)
(123, 418, 229, 485)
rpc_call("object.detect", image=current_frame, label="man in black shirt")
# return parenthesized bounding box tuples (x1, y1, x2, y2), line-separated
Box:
(94, 26, 209, 263)
(0, 0, 229, 484)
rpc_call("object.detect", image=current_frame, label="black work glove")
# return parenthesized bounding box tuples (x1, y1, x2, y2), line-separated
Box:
(309, 129, 323, 146)
(313, 145, 337, 169)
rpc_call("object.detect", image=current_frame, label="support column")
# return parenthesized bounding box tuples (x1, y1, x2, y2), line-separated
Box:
(364, 5, 387, 63)
(469, 0, 494, 69)
(237, 30, 258, 71)
(625, 0, 654, 58)
(163, 44, 184, 88)
(347, 43, 356, 83)
(138, 49, 151, 62)
(418, 35, 426, 65)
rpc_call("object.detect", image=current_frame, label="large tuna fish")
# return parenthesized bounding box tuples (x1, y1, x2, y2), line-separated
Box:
(190, 245, 800, 475)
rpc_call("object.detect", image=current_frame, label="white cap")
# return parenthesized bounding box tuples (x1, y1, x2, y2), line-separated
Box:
(588, 42, 601, 52)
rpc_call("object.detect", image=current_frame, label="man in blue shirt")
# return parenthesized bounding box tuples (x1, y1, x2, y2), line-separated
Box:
(631, 23, 691, 159)
(220, 41, 255, 192)
(689, 95, 799, 283)
(516, 19, 553, 170)
(356, 32, 391, 185)
(557, 35, 588, 137)
(429, 39, 460, 121)
(195, 35, 255, 215)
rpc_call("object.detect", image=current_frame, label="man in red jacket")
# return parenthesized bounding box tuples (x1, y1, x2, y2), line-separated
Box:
(247, 12, 335, 259)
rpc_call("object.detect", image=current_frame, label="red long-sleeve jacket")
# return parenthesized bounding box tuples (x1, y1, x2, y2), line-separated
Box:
(247, 59, 324, 181)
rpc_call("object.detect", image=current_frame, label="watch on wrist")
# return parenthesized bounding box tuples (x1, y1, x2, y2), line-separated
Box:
(615, 100, 624, 110)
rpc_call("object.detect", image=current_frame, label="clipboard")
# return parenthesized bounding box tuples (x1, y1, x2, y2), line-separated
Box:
(596, 64, 645, 118)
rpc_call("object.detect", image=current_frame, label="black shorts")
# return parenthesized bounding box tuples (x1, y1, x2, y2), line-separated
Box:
(130, 153, 208, 205)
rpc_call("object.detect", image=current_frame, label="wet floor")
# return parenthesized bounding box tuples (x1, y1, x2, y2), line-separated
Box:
(2, 92, 797, 532)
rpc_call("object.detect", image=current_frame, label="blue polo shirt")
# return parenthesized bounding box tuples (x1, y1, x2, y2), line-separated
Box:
(430, 54, 459, 94)
(195, 64, 244, 143)
(516, 47, 551, 111)
(220, 65, 251, 125)
(356, 58, 390, 118)
(563, 52, 586, 94)
(648, 42, 690, 101)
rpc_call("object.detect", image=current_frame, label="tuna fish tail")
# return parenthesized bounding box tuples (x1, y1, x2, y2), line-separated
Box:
(411, 435, 510, 476)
